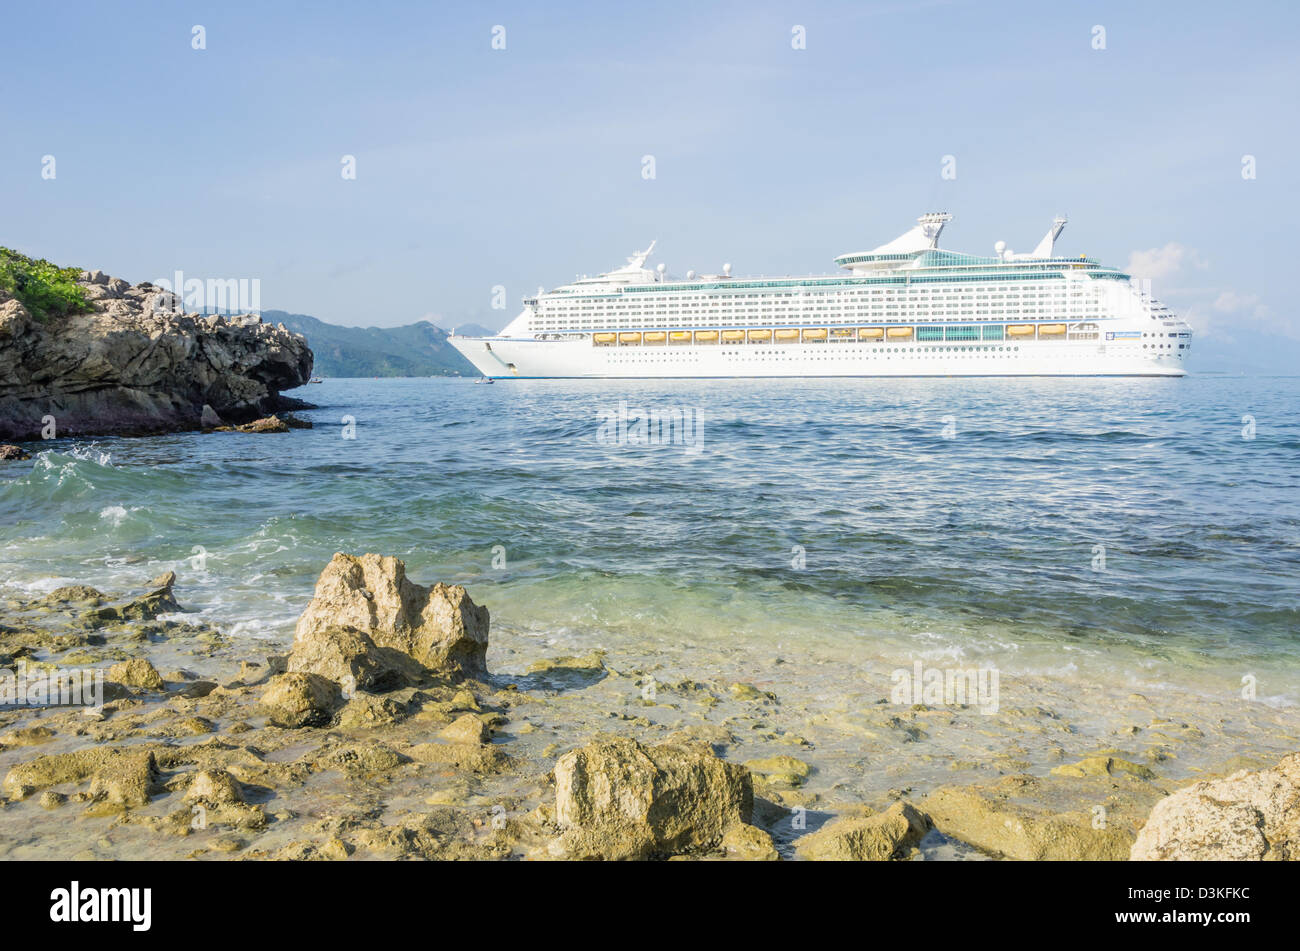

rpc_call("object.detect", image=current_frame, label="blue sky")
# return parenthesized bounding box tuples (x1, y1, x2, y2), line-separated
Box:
(3, 0, 1296, 371)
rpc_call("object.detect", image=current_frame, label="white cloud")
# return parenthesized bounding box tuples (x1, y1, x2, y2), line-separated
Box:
(1125, 242, 1207, 281)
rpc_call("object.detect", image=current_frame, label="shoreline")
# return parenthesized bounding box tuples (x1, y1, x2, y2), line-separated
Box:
(2, 554, 1296, 861)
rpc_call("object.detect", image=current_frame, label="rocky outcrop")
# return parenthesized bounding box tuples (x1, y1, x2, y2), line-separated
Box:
(796, 802, 932, 861)
(922, 769, 1163, 861)
(0, 272, 312, 441)
(1131, 753, 1300, 860)
(551, 735, 756, 859)
(292, 553, 490, 679)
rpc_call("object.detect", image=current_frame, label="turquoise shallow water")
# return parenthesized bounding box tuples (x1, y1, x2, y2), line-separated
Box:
(2, 375, 1298, 703)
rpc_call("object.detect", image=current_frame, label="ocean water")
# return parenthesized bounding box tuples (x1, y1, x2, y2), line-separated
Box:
(2, 375, 1298, 714)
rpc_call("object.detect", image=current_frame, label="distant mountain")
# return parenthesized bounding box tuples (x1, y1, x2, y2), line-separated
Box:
(265, 311, 476, 377)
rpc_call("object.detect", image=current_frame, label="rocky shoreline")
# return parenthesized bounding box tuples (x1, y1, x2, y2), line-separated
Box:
(0, 269, 313, 442)
(1, 552, 1295, 861)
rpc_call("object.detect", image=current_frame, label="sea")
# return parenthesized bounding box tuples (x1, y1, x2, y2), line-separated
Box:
(2, 375, 1299, 788)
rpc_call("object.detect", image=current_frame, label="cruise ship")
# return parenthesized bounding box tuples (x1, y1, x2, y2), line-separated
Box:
(449, 213, 1193, 378)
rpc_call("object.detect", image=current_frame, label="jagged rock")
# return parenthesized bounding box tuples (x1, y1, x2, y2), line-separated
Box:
(89, 575, 182, 622)
(0, 270, 312, 441)
(236, 415, 290, 433)
(1131, 752, 1300, 860)
(108, 657, 165, 690)
(0, 444, 30, 460)
(200, 404, 223, 428)
(261, 672, 342, 728)
(293, 553, 490, 679)
(552, 735, 753, 859)
(286, 626, 421, 692)
(40, 585, 105, 605)
(796, 802, 931, 860)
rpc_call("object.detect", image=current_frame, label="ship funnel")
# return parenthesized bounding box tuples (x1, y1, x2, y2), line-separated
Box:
(1031, 215, 1068, 258)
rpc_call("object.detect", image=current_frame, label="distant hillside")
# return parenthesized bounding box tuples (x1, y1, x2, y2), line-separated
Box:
(265, 311, 475, 377)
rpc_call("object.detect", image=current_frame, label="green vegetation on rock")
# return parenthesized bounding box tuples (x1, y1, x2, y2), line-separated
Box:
(0, 247, 93, 322)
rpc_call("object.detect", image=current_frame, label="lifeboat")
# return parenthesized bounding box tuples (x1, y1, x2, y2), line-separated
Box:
(774, 328, 800, 342)
(722, 330, 746, 342)
(618, 332, 642, 345)
(668, 331, 692, 344)
(747, 329, 772, 342)
(694, 330, 719, 343)
(829, 327, 855, 340)
(801, 328, 828, 341)
(858, 327, 884, 339)
(886, 326, 913, 339)
(643, 331, 667, 344)
(1007, 324, 1036, 337)
(593, 332, 617, 346)
(1037, 324, 1066, 336)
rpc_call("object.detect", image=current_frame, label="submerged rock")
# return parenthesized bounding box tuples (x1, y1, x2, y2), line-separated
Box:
(236, 415, 290, 433)
(293, 553, 490, 678)
(922, 772, 1157, 861)
(552, 735, 753, 859)
(796, 802, 931, 861)
(1131, 752, 1300, 860)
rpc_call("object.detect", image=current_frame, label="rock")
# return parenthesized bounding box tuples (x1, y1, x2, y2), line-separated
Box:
(0, 265, 313, 441)
(796, 802, 931, 861)
(1051, 755, 1156, 781)
(552, 736, 753, 859)
(108, 657, 165, 690)
(721, 823, 780, 861)
(90, 578, 182, 622)
(0, 444, 30, 460)
(286, 626, 421, 692)
(745, 755, 812, 788)
(922, 773, 1155, 861)
(200, 404, 223, 428)
(39, 584, 106, 606)
(236, 415, 290, 433)
(293, 553, 490, 678)
(1131, 752, 1300, 860)
(440, 713, 489, 745)
(185, 769, 243, 805)
(260, 672, 342, 728)
(88, 751, 158, 809)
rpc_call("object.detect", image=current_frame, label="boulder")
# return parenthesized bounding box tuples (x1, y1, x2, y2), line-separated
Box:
(260, 672, 342, 728)
(1131, 752, 1300, 860)
(796, 802, 931, 860)
(185, 768, 244, 805)
(552, 736, 753, 859)
(286, 626, 421, 692)
(108, 657, 165, 690)
(293, 553, 489, 678)
(200, 404, 223, 428)
(439, 713, 489, 745)
(0, 444, 30, 460)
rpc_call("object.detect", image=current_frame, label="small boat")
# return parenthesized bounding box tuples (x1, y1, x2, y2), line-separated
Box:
(308, 377, 324, 384)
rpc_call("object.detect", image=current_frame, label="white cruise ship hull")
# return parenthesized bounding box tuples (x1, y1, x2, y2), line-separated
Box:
(450, 336, 1188, 379)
